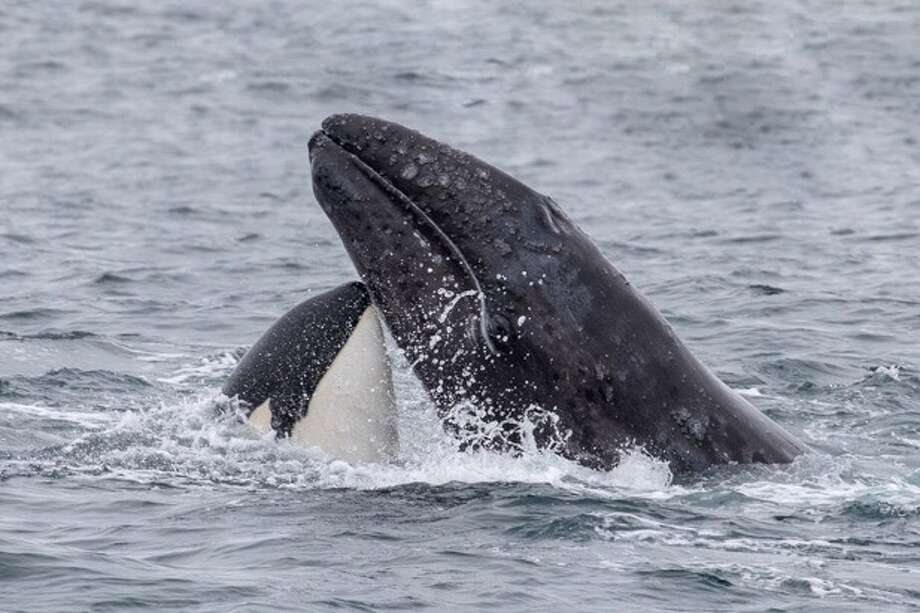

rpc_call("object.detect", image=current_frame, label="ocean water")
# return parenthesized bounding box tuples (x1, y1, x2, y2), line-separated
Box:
(2, 1, 920, 610)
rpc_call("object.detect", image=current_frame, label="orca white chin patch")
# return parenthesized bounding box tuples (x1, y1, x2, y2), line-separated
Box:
(247, 306, 399, 464)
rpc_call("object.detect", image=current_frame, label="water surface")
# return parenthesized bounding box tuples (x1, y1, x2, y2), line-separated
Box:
(2, 1, 920, 610)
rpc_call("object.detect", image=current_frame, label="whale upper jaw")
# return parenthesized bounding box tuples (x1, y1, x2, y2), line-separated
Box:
(308, 114, 574, 361)
(309, 126, 499, 375)
(311, 113, 576, 276)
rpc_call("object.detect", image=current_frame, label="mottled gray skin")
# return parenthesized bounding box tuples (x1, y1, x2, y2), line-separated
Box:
(309, 114, 805, 476)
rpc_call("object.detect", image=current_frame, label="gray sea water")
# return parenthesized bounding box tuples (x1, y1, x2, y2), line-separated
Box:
(2, 1, 920, 610)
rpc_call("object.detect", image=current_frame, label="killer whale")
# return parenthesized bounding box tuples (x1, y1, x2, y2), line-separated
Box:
(308, 114, 805, 475)
(222, 281, 398, 463)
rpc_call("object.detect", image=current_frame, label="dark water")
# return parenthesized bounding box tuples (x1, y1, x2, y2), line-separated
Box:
(3, 1, 920, 610)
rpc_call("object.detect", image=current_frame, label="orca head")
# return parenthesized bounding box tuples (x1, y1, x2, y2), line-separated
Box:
(223, 281, 399, 464)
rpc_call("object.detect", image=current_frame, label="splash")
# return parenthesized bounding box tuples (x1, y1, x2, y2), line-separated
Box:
(5, 347, 674, 495)
(870, 364, 901, 382)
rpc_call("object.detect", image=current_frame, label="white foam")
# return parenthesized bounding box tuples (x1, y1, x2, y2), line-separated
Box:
(871, 364, 901, 381)
(39, 345, 675, 496)
(58, 341, 920, 511)
(156, 351, 238, 386)
(0, 401, 114, 428)
(73, 331, 676, 494)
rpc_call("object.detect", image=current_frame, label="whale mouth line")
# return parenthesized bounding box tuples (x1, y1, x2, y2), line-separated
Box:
(310, 128, 473, 281)
(309, 129, 499, 355)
